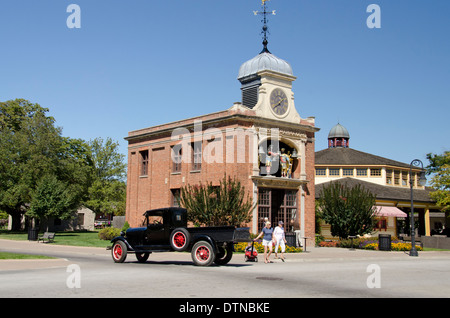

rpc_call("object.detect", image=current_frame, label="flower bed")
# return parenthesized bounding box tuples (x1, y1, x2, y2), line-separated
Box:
(234, 241, 303, 253)
(317, 241, 339, 248)
(318, 237, 422, 251)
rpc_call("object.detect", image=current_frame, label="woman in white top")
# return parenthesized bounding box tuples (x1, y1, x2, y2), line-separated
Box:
(273, 220, 287, 261)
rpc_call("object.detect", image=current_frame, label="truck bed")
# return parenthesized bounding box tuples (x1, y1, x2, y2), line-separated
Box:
(187, 226, 250, 243)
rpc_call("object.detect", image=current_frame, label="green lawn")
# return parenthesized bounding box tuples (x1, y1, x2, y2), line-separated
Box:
(0, 230, 111, 248)
(0, 252, 56, 259)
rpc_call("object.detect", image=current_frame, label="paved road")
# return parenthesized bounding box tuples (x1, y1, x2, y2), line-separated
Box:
(1, 239, 450, 299)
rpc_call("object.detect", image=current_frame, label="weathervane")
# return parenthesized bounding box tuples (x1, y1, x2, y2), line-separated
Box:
(253, 0, 276, 54)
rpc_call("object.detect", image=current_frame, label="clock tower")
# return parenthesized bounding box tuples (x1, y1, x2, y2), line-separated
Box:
(237, 0, 301, 124)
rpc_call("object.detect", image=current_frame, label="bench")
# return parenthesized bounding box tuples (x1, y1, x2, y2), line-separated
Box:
(37, 232, 55, 243)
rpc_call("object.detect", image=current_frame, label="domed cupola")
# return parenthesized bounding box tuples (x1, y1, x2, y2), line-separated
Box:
(236, 0, 295, 109)
(238, 52, 294, 108)
(328, 123, 350, 148)
(238, 52, 294, 80)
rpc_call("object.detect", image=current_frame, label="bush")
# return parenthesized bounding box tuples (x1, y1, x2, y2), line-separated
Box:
(364, 243, 378, 250)
(98, 227, 120, 241)
(122, 221, 130, 232)
(362, 242, 423, 251)
(234, 241, 302, 253)
(316, 236, 423, 252)
(391, 242, 423, 251)
(318, 241, 339, 247)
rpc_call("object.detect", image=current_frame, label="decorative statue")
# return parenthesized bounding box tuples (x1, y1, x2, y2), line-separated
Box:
(259, 144, 294, 178)
(266, 145, 279, 175)
(280, 148, 291, 178)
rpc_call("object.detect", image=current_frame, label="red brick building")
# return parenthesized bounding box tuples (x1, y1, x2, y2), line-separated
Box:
(125, 48, 319, 246)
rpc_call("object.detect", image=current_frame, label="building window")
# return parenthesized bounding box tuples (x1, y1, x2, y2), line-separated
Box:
(257, 189, 298, 232)
(172, 145, 182, 173)
(375, 218, 387, 231)
(192, 142, 202, 171)
(394, 170, 400, 185)
(285, 190, 297, 207)
(343, 168, 353, 176)
(279, 190, 297, 232)
(258, 189, 271, 232)
(402, 172, 408, 186)
(329, 168, 340, 176)
(140, 150, 149, 176)
(171, 189, 181, 207)
(386, 169, 392, 184)
(316, 168, 326, 176)
(356, 168, 368, 176)
(370, 169, 381, 177)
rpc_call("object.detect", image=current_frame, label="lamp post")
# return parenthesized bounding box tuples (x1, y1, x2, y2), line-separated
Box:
(409, 159, 427, 257)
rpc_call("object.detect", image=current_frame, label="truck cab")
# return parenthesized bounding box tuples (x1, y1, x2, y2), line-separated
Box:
(125, 207, 187, 248)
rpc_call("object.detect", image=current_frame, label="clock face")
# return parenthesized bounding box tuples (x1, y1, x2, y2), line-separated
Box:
(270, 88, 288, 116)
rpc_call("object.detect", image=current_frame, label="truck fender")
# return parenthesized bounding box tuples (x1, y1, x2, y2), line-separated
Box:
(110, 236, 134, 251)
(191, 235, 217, 254)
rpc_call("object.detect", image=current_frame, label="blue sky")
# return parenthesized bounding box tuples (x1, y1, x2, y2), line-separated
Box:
(1, 0, 449, 170)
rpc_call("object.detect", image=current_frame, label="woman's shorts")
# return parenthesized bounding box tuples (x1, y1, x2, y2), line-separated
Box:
(262, 239, 273, 247)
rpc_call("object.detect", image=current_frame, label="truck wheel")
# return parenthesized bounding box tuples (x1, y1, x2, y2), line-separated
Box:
(112, 241, 127, 263)
(191, 241, 216, 266)
(170, 228, 190, 252)
(214, 245, 233, 265)
(136, 252, 150, 263)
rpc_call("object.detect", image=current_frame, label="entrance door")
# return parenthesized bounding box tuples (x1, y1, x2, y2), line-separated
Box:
(257, 188, 298, 232)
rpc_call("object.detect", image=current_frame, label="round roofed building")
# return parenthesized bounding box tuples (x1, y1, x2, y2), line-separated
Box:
(328, 123, 350, 148)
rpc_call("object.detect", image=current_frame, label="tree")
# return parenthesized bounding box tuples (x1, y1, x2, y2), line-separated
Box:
(1, 99, 127, 229)
(0, 99, 61, 229)
(0, 99, 90, 230)
(87, 137, 126, 182)
(84, 137, 127, 217)
(317, 182, 377, 239)
(27, 175, 79, 230)
(426, 151, 450, 212)
(180, 175, 254, 227)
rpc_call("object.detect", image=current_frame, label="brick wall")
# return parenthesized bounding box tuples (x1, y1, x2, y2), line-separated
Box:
(303, 131, 316, 246)
(125, 109, 317, 247)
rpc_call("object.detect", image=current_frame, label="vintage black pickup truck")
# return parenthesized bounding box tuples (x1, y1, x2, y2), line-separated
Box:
(110, 207, 250, 266)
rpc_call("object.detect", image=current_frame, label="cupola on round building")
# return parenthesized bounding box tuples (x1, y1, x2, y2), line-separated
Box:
(328, 123, 350, 148)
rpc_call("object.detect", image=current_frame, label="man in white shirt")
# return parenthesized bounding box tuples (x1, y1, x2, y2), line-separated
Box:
(273, 221, 287, 261)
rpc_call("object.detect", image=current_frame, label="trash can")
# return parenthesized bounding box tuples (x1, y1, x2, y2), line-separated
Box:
(28, 228, 39, 241)
(378, 234, 391, 251)
(285, 232, 296, 247)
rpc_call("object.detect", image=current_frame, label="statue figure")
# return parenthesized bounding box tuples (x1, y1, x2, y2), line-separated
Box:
(280, 148, 291, 178)
(266, 145, 279, 175)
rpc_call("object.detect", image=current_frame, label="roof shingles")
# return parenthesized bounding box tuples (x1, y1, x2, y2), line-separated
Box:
(315, 177, 435, 203)
(315, 147, 411, 169)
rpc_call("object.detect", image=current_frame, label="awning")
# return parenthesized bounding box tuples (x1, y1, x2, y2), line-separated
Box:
(375, 206, 407, 217)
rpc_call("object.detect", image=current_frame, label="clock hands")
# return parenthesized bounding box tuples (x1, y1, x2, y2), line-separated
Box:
(274, 97, 286, 108)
